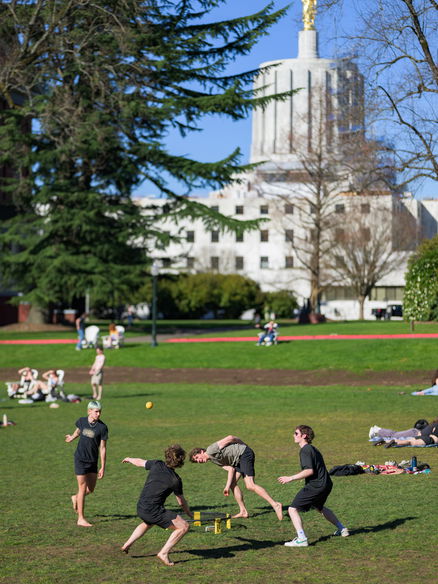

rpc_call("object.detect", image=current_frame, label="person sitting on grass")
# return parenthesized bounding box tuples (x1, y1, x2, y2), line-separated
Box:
(189, 435, 283, 520)
(256, 320, 278, 346)
(121, 445, 192, 567)
(384, 419, 438, 448)
(278, 425, 349, 547)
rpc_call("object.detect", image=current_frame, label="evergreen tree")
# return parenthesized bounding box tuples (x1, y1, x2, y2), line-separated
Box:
(403, 236, 438, 322)
(0, 1, 290, 311)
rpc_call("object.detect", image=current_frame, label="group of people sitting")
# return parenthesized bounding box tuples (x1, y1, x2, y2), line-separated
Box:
(6, 367, 65, 402)
(369, 418, 438, 448)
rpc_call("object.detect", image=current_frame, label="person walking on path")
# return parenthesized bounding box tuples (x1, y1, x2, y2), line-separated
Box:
(121, 445, 192, 567)
(75, 312, 87, 350)
(65, 400, 108, 527)
(89, 347, 105, 401)
(190, 435, 283, 520)
(278, 425, 349, 547)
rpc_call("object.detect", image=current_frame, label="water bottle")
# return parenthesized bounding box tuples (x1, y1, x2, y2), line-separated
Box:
(411, 456, 417, 471)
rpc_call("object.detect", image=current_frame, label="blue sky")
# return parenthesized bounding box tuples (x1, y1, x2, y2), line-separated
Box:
(135, 1, 436, 200)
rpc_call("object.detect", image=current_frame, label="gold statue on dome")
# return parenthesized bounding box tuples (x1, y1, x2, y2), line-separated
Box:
(303, 0, 317, 30)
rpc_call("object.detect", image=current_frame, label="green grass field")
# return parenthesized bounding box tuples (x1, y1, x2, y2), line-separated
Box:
(1, 322, 437, 584)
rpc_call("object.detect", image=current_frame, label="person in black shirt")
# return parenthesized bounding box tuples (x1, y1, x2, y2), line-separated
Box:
(385, 418, 438, 448)
(278, 425, 349, 547)
(65, 400, 108, 527)
(121, 444, 192, 566)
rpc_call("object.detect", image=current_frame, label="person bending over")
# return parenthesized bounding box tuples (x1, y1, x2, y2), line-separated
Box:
(121, 445, 192, 567)
(190, 435, 283, 520)
(278, 425, 349, 547)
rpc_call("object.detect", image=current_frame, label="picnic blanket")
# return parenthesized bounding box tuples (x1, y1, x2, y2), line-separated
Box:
(369, 439, 438, 448)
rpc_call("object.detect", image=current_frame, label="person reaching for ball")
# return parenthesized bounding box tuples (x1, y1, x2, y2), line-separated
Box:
(189, 435, 283, 520)
(121, 444, 192, 567)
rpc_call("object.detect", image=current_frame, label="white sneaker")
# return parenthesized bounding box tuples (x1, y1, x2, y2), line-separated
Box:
(284, 537, 308, 547)
(368, 425, 380, 439)
(333, 527, 349, 537)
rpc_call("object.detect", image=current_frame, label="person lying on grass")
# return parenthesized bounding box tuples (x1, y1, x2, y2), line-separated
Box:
(121, 445, 192, 567)
(278, 425, 349, 547)
(189, 435, 283, 520)
(384, 418, 438, 448)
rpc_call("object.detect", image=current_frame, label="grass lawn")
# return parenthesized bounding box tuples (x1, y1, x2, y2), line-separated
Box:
(1, 381, 437, 584)
(1, 322, 437, 584)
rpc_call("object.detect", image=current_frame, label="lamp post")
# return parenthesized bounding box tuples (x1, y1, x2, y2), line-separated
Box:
(151, 261, 159, 347)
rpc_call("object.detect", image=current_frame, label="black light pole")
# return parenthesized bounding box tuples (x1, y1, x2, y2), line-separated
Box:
(151, 261, 159, 347)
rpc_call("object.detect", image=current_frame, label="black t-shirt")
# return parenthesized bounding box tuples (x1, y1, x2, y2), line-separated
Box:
(300, 443, 332, 492)
(420, 423, 438, 438)
(137, 460, 183, 511)
(74, 417, 108, 462)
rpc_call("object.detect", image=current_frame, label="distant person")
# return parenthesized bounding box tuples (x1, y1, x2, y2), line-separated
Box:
(370, 419, 429, 445)
(8, 367, 36, 396)
(65, 400, 108, 527)
(412, 371, 438, 395)
(278, 425, 349, 547)
(75, 312, 88, 350)
(89, 348, 105, 401)
(27, 369, 60, 398)
(121, 445, 192, 567)
(127, 305, 135, 327)
(384, 418, 438, 449)
(256, 320, 278, 346)
(190, 435, 283, 520)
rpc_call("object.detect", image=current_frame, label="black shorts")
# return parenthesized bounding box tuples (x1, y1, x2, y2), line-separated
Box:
(236, 446, 255, 478)
(74, 458, 98, 475)
(290, 483, 332, 512)
(420, 435, 437, 446)
(137, 504, 178, 529)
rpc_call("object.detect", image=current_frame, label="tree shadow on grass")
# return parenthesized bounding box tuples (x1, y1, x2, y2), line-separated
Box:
(312, 516, 417, 545)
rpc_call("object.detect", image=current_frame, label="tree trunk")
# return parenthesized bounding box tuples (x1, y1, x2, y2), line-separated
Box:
(358, 295, 366, 320)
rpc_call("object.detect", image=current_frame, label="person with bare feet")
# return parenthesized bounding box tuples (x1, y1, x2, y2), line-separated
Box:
(89, 347, 105, 401)
(65, 400, 108, 527)
(121, 445, 192, 566)
(189, 435, 283, 520)
(278, 425, 349, 547)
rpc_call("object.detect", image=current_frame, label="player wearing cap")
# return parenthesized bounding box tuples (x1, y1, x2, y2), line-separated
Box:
(65, 400, 108, 527)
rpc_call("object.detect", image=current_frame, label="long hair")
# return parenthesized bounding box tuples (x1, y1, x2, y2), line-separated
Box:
(164, 444, 186, 469)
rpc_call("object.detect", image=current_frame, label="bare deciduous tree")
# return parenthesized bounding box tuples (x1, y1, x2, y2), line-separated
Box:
(327, 199, 417, 319)
(320, 0, 438, 187)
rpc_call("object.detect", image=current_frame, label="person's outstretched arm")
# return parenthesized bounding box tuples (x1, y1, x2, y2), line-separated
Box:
(122, 457, 147, 467)
(176, 494, 193, 517)
(278, 468, 313, 484)
(65, 428, 80, 443)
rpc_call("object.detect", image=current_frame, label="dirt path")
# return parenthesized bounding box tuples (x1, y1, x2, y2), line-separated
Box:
(0, 367, 428, 387)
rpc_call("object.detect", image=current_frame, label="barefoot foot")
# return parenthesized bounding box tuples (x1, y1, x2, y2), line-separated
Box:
(71, 495, 78, 513)
(157, 552, 174, 566)
(232, 511, 249, 518)
(274, 502, 283, 521)
(77, 519, 93, 527)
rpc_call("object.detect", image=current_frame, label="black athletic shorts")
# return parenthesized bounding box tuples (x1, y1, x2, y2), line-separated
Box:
(74, 458, 98, 475)
(236, 446, 255, 478)
(137, 504, 178, 529)
(290, 483, 332, 512)
(420, 435, 437, 446)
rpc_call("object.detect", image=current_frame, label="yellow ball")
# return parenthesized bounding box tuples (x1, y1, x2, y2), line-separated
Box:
(145, 401, 154, 409)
